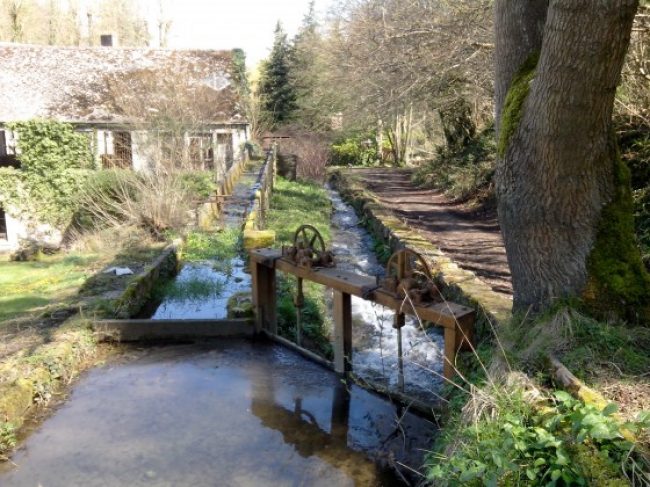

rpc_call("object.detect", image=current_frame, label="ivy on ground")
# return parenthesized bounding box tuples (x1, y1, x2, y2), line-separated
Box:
(427, 389, 650, 486)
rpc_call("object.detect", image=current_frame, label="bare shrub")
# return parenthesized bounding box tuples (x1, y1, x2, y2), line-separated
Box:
(78, 169, 195, 239)
(277, 131, 331, 182)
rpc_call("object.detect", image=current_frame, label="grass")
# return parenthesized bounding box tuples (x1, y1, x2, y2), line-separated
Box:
(266, 177, 334, 359)
(426, 305, 650, 485)
(0, 253, 107, 323)
(182, 228, 241, 263)
(501, 306, 650, 384)
(154, 276, 226, 302)
(266, 177, 332, 246)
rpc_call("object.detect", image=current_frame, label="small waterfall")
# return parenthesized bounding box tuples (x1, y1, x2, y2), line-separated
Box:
(328, 187, 446, 401)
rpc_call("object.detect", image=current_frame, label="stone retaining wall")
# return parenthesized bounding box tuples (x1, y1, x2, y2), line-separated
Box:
(113, 239, 182, 319)
(328, 169, 513, 329)
(243, 149, 276, 249)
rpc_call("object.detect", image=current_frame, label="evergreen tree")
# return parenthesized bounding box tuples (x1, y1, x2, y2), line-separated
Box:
(259, 21, 297, 128)
(289, 1, 327, 130)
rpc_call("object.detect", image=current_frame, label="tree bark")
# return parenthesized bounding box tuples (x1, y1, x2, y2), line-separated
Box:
(494, 0, 548, 132)
(495, 0, 650, 320)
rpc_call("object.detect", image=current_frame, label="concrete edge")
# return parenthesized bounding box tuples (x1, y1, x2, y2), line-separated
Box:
(94, 318, 254, 341)
(113, 239, 182, 319)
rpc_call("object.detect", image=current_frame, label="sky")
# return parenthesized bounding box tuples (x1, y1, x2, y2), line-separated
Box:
(139, 0, 335, 69)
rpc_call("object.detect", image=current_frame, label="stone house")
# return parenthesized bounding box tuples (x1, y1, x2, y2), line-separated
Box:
(0, 40, 250, 251)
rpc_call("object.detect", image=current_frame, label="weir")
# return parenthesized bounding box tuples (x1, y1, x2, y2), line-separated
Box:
(250, 245, 475, 382)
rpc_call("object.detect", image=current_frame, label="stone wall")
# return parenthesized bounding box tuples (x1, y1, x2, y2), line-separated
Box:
(328, 168, 513, 329)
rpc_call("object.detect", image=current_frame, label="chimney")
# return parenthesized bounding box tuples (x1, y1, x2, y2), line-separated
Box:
(100, 34, 116, 47)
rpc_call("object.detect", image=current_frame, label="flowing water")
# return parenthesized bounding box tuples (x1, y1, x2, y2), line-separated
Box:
(151, 162, 261, 320)
(0, 168, 450, 486)
(327, 189, 445, 401)
(153, 168, 446, 400)
(0, 341, 436, 486)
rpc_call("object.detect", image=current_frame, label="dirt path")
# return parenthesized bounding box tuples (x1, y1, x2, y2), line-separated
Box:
(354, 168, 512, 295)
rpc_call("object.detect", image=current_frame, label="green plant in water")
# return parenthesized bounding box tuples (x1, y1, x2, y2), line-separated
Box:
(154, 276, 226, 302)
(0, 422, 17, 457)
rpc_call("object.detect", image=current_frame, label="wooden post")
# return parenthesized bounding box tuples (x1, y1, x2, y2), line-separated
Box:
(443, 327, 457, 380)
(252, 261, 277, 335)
(295, 277, 304, 347)
(393, 312, 406, 390)
(443, 313, 476, 380)
(333, 291, 352, 374)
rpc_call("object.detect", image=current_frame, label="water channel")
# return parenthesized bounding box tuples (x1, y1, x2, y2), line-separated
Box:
(0, 341, 435, 486)
(0, 162, 447, 485)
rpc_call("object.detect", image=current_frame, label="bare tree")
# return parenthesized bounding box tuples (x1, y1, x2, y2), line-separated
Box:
(312, 0, 493, 163)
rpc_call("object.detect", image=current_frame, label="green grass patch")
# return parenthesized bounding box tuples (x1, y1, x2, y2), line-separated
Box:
(182, 228, 241, 262)
(266, 177, 331, 246)
(266, 177, 334, 359)
(501, 306, 650, 383)
(0, 252, 106, 323)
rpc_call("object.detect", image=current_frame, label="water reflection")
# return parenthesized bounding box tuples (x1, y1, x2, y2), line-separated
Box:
(0, 341, 435, 486)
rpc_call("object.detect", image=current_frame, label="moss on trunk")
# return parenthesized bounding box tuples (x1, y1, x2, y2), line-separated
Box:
(585, 144, 650, 324)
(497, 52, 539, 158)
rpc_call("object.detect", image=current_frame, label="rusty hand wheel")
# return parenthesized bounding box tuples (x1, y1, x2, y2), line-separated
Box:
(293, 224, 326, 254)
(385, 248, 433, 295)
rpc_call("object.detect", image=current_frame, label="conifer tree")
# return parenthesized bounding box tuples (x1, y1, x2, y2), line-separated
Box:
(259, 21, 297, 128)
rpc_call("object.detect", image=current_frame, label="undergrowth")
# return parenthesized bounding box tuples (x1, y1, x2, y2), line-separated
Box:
(427, 306, 650, 485)
(412, 126, 496, 202)
(428, 384, 650, 486)
(181, 228, 241, 263)
(502, 306, 650, 383)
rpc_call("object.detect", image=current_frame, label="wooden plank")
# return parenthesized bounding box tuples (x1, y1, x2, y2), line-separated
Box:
(274, 259, 377, 297)
(443, 327, 457, 380)
(249, 249, 474, 330)
(94, 319, 254, 341)
(372, 290, 473, 329)
(249, 248, 282, 266)
(333, 291, 353, 374)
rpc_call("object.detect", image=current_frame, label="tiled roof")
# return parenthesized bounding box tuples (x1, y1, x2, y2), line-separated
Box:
(0, 43, 244, 125)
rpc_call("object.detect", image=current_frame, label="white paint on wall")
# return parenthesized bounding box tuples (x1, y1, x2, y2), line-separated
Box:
(131, 131, 152, 172)
(0, 209, 62, 252)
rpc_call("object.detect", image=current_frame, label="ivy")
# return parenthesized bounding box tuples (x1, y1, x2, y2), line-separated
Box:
(427, 390, 650, 486)
(0, 120, 93, 228)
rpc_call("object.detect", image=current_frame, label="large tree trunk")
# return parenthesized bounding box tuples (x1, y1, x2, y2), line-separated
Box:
(495, 0, 650, 321)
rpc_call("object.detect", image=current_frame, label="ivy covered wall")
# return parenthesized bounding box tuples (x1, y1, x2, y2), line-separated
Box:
(0, 120, 93, 229)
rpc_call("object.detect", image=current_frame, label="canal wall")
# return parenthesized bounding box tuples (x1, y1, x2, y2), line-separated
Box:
(328, 168, 513, 330)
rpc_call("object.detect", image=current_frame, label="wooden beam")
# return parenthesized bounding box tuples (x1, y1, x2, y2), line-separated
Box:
(251, 260, 277, 334)
(333, 291, 353, 374)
